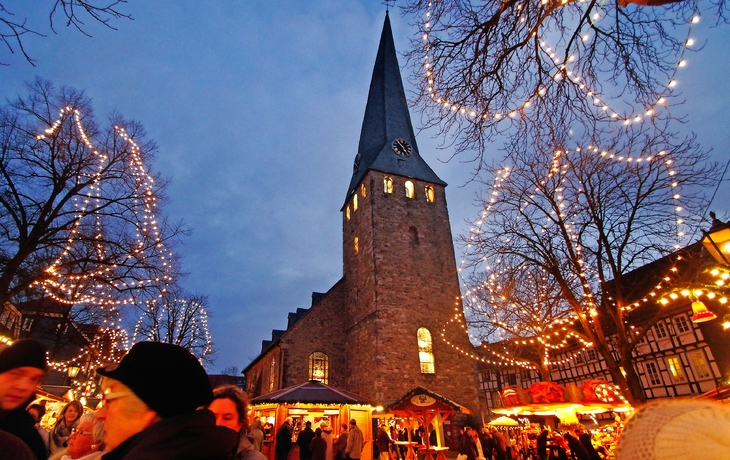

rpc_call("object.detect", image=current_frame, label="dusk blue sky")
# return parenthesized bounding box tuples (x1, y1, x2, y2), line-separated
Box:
(2, 1, 728, 371)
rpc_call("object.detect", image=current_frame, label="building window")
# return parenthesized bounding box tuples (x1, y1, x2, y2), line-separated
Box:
(405, 181, 415, 199)
(361, 183, 367, 198)
(417, 327, 435, 374)
(308, 352, 329, 384)
(674, 315, 691, 334)
(574, 352, 584, 364)
(586, 349, 598, 362)
(689, 351, 711, 379)
(353, 194, 358, 211)
(269, 358, 277, 392)
(354, 237, 359, 254)
(346, 206, 350, 221)
(666, 356, 685, 382)
(22, 317, 33, 331)
(655, 322, 668, 339)
(384, 176, 394, 194)
(425, 185, 435, 202)
(644, 361, 662, 386)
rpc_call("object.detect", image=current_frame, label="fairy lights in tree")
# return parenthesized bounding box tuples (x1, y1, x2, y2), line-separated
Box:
(415, 1, 703, 130)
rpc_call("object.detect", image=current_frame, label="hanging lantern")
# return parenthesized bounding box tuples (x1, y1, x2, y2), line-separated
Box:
(691, 300, 717, 323)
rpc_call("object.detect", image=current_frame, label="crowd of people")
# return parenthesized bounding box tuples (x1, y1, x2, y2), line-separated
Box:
(2, 338, 730, 460)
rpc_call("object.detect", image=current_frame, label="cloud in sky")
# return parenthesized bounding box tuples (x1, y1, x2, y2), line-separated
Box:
(2, 0, 728, 371)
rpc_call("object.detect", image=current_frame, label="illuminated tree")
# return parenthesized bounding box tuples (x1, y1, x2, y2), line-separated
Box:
(1, 0, 131, 66)
(402, 0, 726, 159)
(0, 78, 180, 310)
(460, 123, 720, 405)
(133, 291, 214, 365)
(463, 261, 587, 380)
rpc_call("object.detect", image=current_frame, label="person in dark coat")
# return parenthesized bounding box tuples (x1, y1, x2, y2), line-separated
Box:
(0, 339, 48, 460)
(536, 430, 549, 460)
(574, 430, 601, 460)
(461, 427, 479, 460)
(95, 341, 238, 459)
(563, 433, 591, 460)
(298, 421, 316, 460)
(311, 428, 328, 460)
(479, 428, 494, 460)
(277, 418, 294, 460)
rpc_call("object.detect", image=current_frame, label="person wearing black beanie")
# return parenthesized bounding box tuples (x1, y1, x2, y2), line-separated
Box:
(95, 341, 238, 459)
(0, 339, 48, 460)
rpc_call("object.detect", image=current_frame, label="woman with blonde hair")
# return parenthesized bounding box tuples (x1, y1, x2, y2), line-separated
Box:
(48, 400, 83, 456)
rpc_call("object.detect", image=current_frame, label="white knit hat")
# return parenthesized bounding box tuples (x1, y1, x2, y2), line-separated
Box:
(615, 399, 730, 460)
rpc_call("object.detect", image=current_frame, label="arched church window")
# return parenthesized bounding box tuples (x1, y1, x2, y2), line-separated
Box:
(346, 206, 351, 221)
(354, 237, 359, 254)
(405, 181, 415, 199)
(353, 194, 358, 211)
(384, 176, 394, 194)
(425, 185, 435, 203)
(417, 327, 435, 374)
(361, 183, 367, 198)
(309, 352, 329, 384)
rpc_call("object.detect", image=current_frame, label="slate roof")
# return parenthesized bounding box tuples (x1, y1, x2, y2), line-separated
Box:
(250, 380, 373, 405)
(343, 12, 445, 209)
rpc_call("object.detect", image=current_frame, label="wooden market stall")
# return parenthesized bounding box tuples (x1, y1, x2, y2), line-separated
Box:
(386, 387, 472, 460)
(250, 380, 375, 460)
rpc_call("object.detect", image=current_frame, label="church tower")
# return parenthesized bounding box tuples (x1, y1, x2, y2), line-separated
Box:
(341, 13, 480, 410)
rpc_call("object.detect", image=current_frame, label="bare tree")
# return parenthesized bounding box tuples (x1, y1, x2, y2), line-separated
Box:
(0, 78, 181, 310)
(220, 365, 239, 376)
(460, 122, 720, 405)
(133, 291, 214, 365)
(402, 0, 728, 160)
(1, 1, 131, 66)
(463, 261, 585, 380)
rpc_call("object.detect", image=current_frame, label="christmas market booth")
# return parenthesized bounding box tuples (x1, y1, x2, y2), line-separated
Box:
(250, 380, 375, 460)
(383, 387, 472, 460)
(492, 380, 632, 426)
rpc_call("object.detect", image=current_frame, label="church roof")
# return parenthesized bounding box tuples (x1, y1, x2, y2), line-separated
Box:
(344, 12, 445, 208)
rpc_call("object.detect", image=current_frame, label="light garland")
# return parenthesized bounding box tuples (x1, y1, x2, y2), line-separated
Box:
(30, 107, 174, 307)
(419, 1, 701, 126)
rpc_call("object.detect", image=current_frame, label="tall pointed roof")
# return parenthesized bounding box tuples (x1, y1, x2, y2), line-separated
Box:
(344, 12, 445, 207)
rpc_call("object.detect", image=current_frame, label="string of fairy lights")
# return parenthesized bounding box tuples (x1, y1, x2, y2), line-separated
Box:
(5, 107, 213, 370)
(419, 1, 702, 126)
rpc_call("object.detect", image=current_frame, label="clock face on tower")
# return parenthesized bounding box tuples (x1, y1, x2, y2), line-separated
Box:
(392, 138, 412, 157)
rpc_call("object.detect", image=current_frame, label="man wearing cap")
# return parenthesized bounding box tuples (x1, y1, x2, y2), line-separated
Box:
(0, 339, 48, 460)
(95, 341, 238, 459)
(345, 419, 363, 460)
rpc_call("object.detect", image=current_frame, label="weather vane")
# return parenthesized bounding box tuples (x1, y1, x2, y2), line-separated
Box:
(383, 0, 396, 12)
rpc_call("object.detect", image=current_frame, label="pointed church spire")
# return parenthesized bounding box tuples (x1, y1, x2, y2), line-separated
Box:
(344, 12, 445, 207)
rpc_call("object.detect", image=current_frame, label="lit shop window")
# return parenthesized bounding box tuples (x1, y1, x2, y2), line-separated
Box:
(405, 181, 415, 199)
(353, 194, 358, 211)
(666, 356, 685, 382)
(417, 327, 435, 374)
(361, 183, 367, 198)
(309, 352, 329, 384)
(425, 185, 435, 202)
(384, 176, 394, 194)
(346, 206, 351, 221)
(354, 237, 359, 254)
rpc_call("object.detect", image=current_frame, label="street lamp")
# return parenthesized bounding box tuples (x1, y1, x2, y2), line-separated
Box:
(702, 212, 730, 266)
(67, 365, 80, 378)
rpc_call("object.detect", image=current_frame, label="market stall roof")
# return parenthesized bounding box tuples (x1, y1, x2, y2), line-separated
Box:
(488, 416, 519, 427)
(250, 380, 373, 405)
(387, 386, 472, 414)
